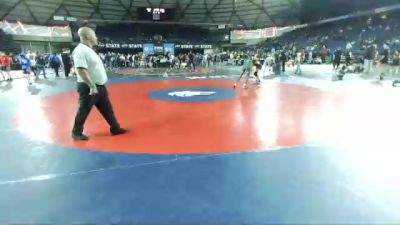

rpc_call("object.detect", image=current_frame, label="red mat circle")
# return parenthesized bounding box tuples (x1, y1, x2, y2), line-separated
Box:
(16, 80, 333, 154)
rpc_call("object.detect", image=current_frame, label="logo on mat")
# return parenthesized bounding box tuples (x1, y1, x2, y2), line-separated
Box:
(168, 91, 216, 97)
(149, 87, 236, 103)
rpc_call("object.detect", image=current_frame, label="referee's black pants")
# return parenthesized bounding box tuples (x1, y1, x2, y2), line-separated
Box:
(72, 82, 120, 135)
(64, 64, 71, 77)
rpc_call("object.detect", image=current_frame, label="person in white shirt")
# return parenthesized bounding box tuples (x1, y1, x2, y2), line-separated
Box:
(169, 54, 175, 69)
(71, 27, 128, 141)
(28, 52, 37, 76)
(346, 42, 353, 51)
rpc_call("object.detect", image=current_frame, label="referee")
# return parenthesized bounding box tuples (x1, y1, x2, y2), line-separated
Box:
(72, 27, 128, 141)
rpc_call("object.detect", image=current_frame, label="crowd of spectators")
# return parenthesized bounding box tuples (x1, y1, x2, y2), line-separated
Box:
(227, 12, 400, 81)
(98, 51, 224, 71)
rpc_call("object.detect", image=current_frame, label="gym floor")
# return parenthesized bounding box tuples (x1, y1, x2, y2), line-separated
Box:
(1, 66, 400, 224)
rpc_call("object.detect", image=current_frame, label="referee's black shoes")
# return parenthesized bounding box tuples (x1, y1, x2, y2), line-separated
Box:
(72, 133, 89, 141)
(72, 128, 128, 141)
(111, 128, 129, 136)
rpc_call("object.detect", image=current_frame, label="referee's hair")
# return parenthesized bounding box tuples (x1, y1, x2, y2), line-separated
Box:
(77, 27, 93, 41)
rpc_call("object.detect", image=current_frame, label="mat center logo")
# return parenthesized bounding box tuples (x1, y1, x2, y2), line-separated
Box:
(149, 87, 236, 103)
(168, 91, 216, 97)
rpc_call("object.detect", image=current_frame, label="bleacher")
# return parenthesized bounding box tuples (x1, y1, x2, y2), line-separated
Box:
(0, 29, 21, 54)
(96, 24, 211, 44)
(272, 12, 400, 55)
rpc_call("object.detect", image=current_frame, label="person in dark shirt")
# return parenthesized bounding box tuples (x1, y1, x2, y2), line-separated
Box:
(345, 51, 351, 66)
(105, 53, 111, 70)
(380, 48, 389, 64)
(188, 51, 195, 71)
(252, 59, 262, 85)
(304, 51, 309, 63)
(274, 52, 281, 75)
(365, 46, 373, 60)
(49, 53, 61, 77)
(128, 54, 133, 68)
(333, 48, 342, 70)
(207, 54, 212, 67)
(280, 51, 287, 72)
(36, 54, 47, 78)
(61, 50, 72, 78)
(379, 44, 390, 80)
(321, 45, 327, 63)
(364, 44, 376, 74)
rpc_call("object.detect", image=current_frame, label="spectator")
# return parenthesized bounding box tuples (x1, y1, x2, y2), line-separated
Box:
(61, 49, 72, 78)
(295, 50, 303, 76)
(49, 53, 61, 77)
(392, 50, 400, 75)
(379, 44, 390, 80)
(36, 54, 47, 79)
(280, 51, 287, 72)
(20, 51, 32, 85)
(364, 44, 375, 75)
(345, 50, 352, 66)
(333, 48, 342, 70)
(0, 52, 13, 81)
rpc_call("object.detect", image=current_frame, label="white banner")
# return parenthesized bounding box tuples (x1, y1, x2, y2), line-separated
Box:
(230, 27, 277, 43)
(0, 21, 72, 39)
